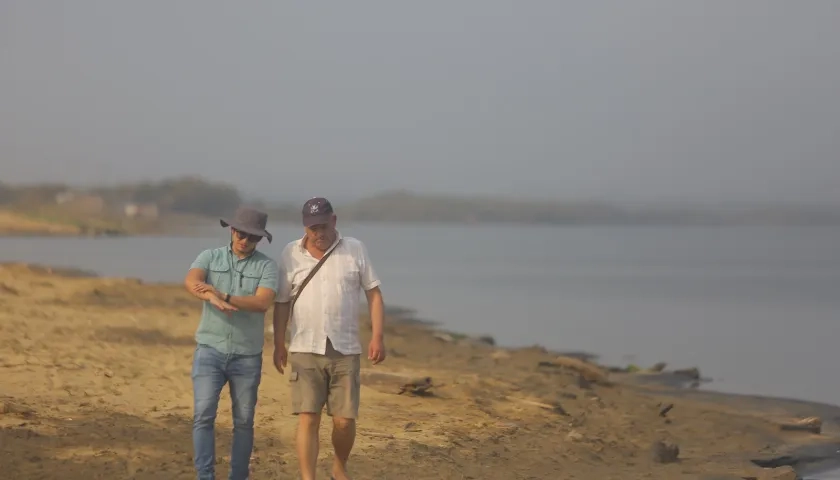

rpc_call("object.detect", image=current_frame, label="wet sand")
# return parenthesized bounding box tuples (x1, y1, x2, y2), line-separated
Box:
(0, 262, 837, 479)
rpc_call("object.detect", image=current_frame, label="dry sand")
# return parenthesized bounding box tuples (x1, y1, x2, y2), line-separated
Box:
(0, 263, 834, 479)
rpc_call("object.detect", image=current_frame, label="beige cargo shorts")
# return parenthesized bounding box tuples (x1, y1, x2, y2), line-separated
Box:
(288, 339, 361, 419)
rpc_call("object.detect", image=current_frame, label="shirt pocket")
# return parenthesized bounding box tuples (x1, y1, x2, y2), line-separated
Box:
(207, 259, 232, 292)
(337, 262, 361, 293)
(237, 264, 263, 296)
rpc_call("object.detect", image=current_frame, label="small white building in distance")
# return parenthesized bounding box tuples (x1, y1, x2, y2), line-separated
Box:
(124, 203, 159, 219)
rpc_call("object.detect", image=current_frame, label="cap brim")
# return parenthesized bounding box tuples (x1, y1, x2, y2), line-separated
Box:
(302, 214, 332, 227)
(220, 218, 272, 243)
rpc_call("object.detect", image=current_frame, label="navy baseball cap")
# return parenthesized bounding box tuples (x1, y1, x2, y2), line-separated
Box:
(301, 197, 334, 227)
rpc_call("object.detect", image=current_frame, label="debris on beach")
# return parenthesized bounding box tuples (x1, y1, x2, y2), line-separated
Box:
(433, 332, 455, 343)
(537, 356, 611, 385)
(775, 416, 822, 434)
(431, 331, 495, 347)
(359, 370, 438, 396)
(650, 440, 679, 463)
(756, 465, 800, 480)
(397, 377, 436, 396)
(506, 396, 569, 416)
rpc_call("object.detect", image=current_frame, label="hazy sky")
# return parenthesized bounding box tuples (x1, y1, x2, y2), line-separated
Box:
(2, 1, 839, 204)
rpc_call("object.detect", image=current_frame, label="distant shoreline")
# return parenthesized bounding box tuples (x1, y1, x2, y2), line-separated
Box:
(4, 218, 840, 239)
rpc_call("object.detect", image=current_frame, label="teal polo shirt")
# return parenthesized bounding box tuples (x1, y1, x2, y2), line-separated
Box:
(190, 245, 279, 355)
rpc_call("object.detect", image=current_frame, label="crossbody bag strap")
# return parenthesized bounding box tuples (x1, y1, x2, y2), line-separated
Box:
(289, 239, 341, 318)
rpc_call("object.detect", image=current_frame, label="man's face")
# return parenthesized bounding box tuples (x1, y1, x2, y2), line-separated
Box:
(231, 228, 260, 255)
(304, 215, 336, 251)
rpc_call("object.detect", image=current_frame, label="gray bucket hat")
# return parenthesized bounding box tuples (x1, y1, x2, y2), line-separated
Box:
(220, 206, 273, 243)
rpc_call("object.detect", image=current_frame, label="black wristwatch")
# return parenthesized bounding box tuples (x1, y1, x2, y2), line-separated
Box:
(224, 293, 231, 302)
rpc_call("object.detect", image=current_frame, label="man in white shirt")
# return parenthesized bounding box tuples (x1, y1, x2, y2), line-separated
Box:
(272, 197, 385, 480)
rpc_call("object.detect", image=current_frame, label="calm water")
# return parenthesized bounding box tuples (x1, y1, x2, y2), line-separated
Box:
(2, 224, 840, 406)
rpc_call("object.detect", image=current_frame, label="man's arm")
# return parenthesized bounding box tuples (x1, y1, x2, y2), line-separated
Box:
(359, 240, 383, 337)
(272, 249, 294, 348)
(272, 301, 290, 346)
(185, 250, 214, 301)
(225, 288, 275, 313)
(226, 261, 278, 313)
(185, 250, 238, 314)
(365, 286, 384, 341)
(359, 240, 385, 364)
(185, 268, 213, 301)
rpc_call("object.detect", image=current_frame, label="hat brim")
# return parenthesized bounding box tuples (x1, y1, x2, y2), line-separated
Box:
(220, 219, 273, 243)
(302, 214, 333, 227)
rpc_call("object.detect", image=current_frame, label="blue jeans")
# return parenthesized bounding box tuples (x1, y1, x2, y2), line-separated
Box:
(191, 344, 262, 480)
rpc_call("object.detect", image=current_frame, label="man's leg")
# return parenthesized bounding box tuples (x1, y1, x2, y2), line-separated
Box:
(330, 416, 356, 480)
(297, 412, 322, 480)
(289, 352, 328, 480)
(192, 345, 227, 480)
(325, 345, 361, 480)
(227, 352, 262, 480)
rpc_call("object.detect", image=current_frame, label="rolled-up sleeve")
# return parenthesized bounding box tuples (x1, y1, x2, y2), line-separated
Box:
(190, 249, 212, 271)
(275, 247, 294, 303)
(358, 241, 381, 291)
(259, 259, 279, 293)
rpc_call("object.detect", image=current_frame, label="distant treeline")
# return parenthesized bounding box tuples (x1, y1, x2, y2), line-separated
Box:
(264, 191, 627, 224)
(0, 177, 241, 218)
(266, 191, 840, 226)
(2, 178, 839, 225)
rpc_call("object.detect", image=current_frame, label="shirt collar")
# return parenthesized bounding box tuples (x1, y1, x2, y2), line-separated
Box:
(227, 242, 256, 260)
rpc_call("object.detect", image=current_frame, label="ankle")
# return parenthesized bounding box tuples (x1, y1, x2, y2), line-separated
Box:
(332, 457, 348, 472)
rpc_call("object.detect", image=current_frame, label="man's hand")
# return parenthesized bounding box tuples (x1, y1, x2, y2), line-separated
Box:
(208, 295, 237, 315)
(273, 344, 288, 374)
(368, 336, 386, 365)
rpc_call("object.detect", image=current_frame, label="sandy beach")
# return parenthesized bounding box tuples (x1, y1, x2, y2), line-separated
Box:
(0, 263, 836, 479)
(0, 211, 83, 236)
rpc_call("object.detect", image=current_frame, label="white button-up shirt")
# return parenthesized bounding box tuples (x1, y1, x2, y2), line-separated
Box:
(276, 231, 381, 355)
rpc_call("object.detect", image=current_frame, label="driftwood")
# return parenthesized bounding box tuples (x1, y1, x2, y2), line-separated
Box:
(358, 430, 396, 440)
(776, 416, 822, 434)
(507, 396, 569, 416)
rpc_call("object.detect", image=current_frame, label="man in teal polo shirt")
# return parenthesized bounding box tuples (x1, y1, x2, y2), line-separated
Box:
(184, 206, 279, 480)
